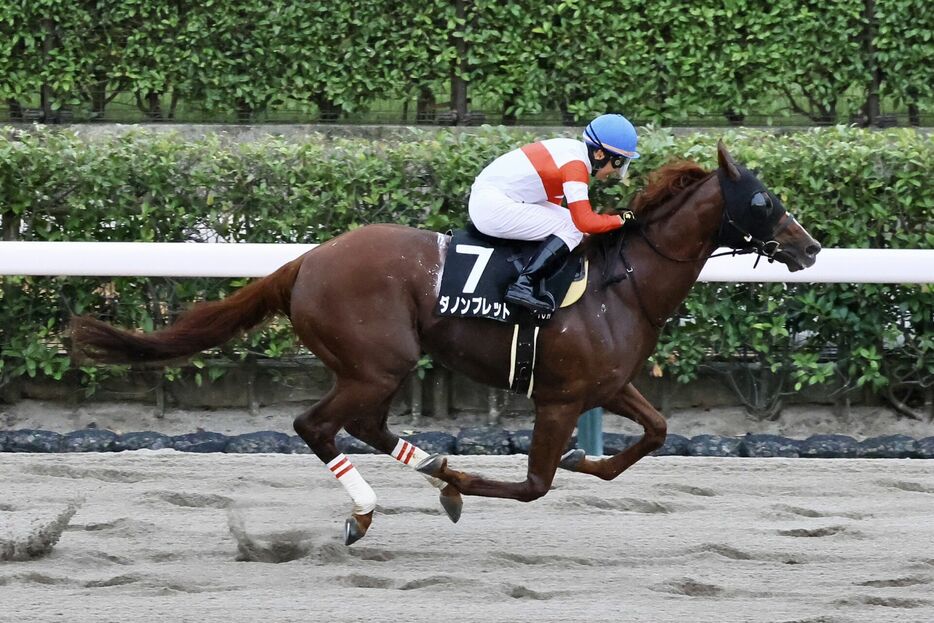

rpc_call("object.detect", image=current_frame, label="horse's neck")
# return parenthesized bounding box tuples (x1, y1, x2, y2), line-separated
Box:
(612, 175, 724, 326)
(642, 174, 723, 263)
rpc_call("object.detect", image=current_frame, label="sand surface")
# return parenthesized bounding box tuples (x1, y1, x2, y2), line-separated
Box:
(2, 453, 933, 623)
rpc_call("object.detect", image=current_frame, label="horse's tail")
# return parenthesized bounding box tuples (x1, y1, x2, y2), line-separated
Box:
(70, 256, 305, 364)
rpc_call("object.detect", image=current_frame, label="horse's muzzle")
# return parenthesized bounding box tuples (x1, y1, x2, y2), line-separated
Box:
(773, 217, 821, 272)
(776, 245, 820, 272)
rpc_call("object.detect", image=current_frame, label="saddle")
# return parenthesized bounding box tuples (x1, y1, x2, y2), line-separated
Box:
(435, 225, 587, 323)
(435, 225, 589, 395)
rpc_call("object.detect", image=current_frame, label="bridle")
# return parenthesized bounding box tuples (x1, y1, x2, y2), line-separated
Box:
(718, 193, 798, 266)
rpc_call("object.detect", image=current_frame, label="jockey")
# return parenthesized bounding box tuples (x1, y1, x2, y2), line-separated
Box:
(468, 113, 640, 313)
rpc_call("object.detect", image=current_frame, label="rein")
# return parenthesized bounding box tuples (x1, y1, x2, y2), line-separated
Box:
(718, 208, 794, 267)
(598, 174, 714, 330)
(598, 225, 689, 331)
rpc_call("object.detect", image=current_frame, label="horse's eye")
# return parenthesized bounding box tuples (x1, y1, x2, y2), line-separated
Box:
(751, 192, 772, 213)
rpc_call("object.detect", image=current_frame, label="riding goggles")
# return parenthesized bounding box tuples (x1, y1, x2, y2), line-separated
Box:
(613, 155, 632, 179)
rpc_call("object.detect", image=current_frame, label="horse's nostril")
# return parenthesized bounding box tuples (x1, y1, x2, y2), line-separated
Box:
(806, 244, 821, 257)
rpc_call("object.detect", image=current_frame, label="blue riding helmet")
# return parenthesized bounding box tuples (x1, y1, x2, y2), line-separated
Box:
(583, 114, 640, 160)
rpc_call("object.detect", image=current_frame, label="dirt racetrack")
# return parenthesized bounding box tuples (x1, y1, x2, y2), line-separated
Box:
(2, 452, 933, 623)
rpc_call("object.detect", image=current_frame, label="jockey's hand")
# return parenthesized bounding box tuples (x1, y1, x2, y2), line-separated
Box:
(615, 210, 636, 225)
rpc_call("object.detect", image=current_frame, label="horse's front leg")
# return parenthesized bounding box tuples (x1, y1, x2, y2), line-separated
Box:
(417, 402, 580, 502)
(560, 383, 667, 480)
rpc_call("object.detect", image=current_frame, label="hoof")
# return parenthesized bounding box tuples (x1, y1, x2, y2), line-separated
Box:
(439, 485, 463, 524)
(558, 448, 586, 471)
(344, 512, 373, 546)
(415, 454, 445, 477)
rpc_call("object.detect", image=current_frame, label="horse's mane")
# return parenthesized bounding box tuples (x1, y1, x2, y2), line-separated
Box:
(584, 159, 711, 272)
(628, 159, 710, 218)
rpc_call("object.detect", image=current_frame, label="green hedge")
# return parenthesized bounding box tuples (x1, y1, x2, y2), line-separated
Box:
(0, 126, 931, 414)
(0, 1, 931, 124)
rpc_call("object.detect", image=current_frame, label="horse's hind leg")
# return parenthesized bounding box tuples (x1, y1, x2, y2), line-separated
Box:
(343, 413, 463, 523)
(293, 379, 393, 545)
(559, 383, 667, 480)
(417, 401, 580, 502)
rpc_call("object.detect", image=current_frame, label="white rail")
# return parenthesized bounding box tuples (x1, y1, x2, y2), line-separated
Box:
(0, 242, 932, 283)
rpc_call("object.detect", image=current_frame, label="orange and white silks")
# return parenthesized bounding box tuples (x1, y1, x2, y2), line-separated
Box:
(468, 138, 623, 249)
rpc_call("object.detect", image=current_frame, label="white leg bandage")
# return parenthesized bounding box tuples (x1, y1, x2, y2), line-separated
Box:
(392, 439, 445, 490)
(327, 454, 377, 515)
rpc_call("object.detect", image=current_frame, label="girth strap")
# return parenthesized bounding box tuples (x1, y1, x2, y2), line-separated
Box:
(508, 323, 540, 397)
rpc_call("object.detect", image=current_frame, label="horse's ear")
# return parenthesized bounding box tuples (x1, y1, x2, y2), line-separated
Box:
(717, 139, 741, 181)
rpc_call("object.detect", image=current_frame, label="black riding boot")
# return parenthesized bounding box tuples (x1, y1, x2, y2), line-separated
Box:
(504, 235, 570, 313)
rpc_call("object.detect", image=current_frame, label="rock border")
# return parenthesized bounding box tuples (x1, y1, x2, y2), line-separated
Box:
(2, 428, 933, 459)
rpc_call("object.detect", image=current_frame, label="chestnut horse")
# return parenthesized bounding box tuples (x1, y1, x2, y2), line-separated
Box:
(71, 142, 820, 545)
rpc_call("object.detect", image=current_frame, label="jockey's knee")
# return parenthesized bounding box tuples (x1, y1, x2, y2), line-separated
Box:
(557, 230, 583, 251)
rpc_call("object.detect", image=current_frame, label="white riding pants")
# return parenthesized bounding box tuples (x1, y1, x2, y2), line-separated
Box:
(468, 184, 584, 250)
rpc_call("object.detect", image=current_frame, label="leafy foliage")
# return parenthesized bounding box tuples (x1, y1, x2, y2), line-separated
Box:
(0, 1, 929, 122)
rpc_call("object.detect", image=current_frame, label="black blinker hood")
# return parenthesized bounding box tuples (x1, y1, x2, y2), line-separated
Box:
(716, 165, 787, 249)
